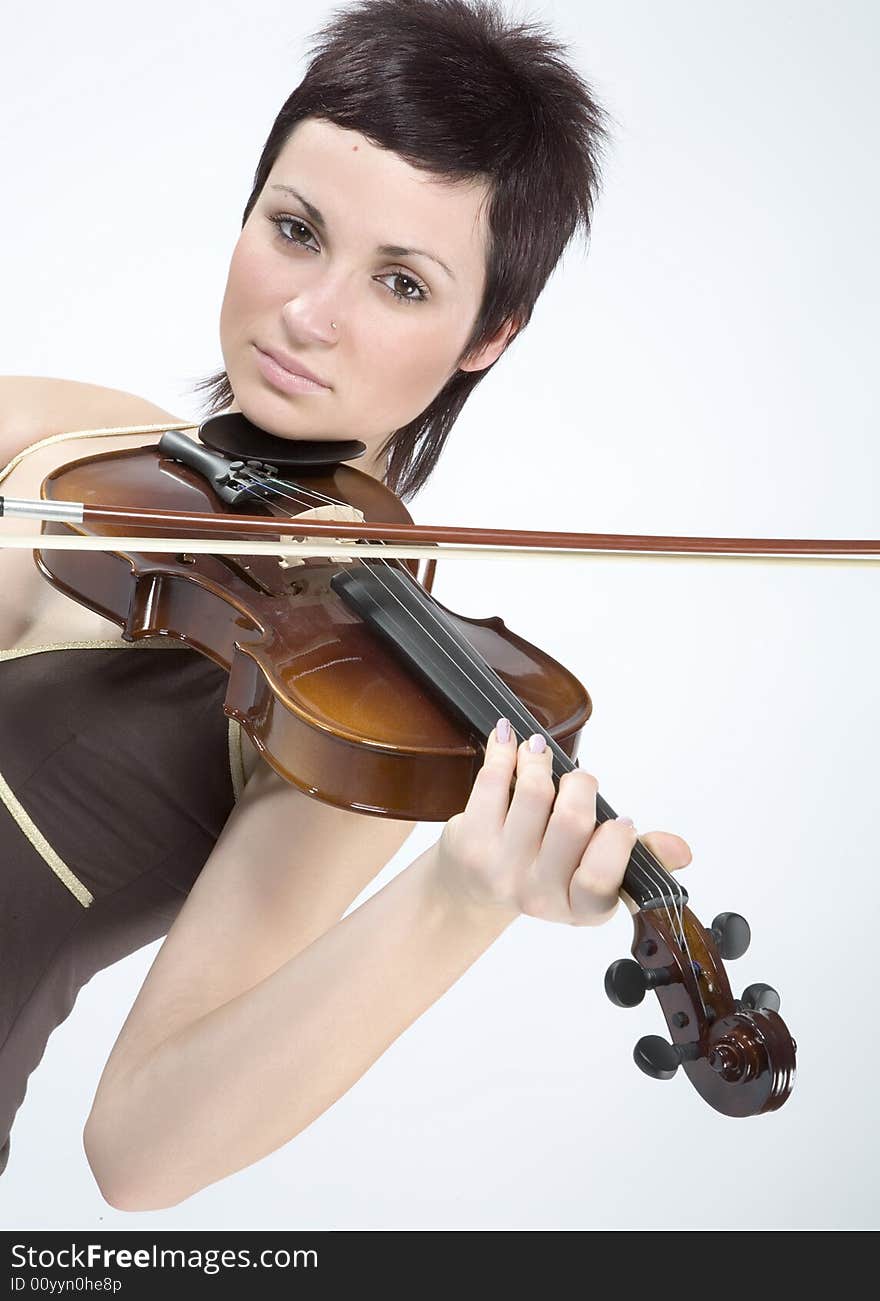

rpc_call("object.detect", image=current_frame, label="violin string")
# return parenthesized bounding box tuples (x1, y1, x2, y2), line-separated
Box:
(239, 467, 687, 942)
(246, 470, 699, 966)
(237, 469, 689, 942)
(346, 517, 694, 959)
(255, 475, 705, 991)
(204, 462, 686, 942)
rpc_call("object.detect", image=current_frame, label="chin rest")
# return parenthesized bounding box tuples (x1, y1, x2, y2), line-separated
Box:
(197, 412, 367, 470)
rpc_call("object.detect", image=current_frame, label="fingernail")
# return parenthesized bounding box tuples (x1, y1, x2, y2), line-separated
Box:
(616, 815, 636, 828)
(495, 717, 511, 743)
(528, 733, 546, 753)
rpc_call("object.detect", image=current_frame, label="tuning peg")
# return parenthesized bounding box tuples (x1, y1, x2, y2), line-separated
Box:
(633, 1035, 702, 1079)
(604, 959, 672, 1007)
(709, 911, 751, 959)
(739, 982, 780, 1012)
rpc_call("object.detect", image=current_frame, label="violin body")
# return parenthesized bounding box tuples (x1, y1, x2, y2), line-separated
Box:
(35, 439, 591, 819)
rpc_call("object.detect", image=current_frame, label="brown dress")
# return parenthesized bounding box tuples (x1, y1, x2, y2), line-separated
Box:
(0, 636, 245, 1175)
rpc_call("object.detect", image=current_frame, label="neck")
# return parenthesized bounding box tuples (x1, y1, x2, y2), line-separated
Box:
(328, 559, 687, 913)
(355, 451, 388, 483)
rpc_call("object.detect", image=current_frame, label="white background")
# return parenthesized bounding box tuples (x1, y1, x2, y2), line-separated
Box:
(0, 0, 877, 1230)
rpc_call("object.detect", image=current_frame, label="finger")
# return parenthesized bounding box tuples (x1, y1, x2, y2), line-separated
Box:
(499, 732, 556, 863)
(568, 817, 640, 923)
(638, 831, 693, 872)
(523, 767, 598, 899)
(460, 717, 519, 832)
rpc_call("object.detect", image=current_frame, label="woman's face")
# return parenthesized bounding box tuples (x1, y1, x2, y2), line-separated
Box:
(219, 117, 515, 479)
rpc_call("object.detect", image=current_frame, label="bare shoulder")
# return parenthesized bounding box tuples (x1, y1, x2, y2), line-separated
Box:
(86, 761, 418, 1109)
(0, 376, 192, 646)
(0, 375, 186, 463)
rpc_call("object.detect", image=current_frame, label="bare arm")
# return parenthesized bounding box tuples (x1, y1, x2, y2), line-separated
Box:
(85, 835, 514, 1211)
(84, 713, 691, 1214)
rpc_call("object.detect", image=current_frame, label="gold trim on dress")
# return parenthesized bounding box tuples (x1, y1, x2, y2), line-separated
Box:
(0, 766, 94, 909)
(0, 636, 179, 661)
(228, 719, 246, 802)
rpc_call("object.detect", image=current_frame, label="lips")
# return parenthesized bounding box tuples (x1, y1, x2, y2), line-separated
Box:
(257, 345, 329, 388)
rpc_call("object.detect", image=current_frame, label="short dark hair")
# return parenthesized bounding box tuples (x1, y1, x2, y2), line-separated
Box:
(191, 0, 611, 500)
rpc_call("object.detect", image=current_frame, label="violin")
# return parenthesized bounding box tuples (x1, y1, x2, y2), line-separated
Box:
(0, 411, 808, 1117)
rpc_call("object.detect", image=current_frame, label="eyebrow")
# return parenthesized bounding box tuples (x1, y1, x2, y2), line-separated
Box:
(269, 184, 457, 281)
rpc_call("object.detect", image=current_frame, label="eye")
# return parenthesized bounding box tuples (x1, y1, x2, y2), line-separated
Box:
(269, 214, 319, 252)
(267, 214, 430, 306)
(377, 269, 430, 306)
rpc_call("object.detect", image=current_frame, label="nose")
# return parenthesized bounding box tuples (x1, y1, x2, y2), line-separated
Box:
(280, 281, 344, 345)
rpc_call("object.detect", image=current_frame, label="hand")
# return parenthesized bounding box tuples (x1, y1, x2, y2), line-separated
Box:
(434, 717, 692, 926)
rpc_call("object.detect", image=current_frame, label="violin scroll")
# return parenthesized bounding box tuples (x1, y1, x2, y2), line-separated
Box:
(605, 902, 796, 1116)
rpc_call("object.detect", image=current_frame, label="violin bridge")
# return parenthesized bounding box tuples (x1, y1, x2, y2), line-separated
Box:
(277, 536, 304, 569)
(277, 537, 360, 568)
(276, 503, 366, 569)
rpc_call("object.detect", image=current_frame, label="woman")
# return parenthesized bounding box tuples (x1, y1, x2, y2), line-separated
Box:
(0, 0, 691, 1208)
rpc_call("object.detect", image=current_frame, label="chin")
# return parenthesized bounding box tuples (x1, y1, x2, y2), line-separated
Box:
(239, 393, 360, 446)
(231, 389, 303, 440)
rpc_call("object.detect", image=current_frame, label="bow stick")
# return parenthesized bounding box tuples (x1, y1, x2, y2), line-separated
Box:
(1, 496, 878, 564)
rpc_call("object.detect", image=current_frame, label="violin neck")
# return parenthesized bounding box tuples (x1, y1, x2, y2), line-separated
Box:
(330, 558, 686, 913)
